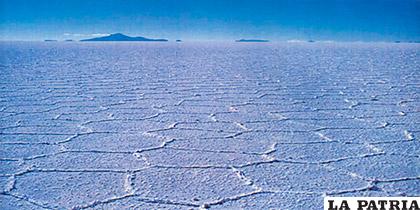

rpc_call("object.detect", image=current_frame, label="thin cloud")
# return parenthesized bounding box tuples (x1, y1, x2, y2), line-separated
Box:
(63, 33, 110, 37)
(91, 33, 110, 37)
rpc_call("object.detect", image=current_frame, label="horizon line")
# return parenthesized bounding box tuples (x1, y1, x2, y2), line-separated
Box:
(1, 39, 419, 43)
(1, 33, 419, 43)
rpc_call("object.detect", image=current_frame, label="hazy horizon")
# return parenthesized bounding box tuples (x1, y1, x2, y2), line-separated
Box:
(1, 0, 419, 42)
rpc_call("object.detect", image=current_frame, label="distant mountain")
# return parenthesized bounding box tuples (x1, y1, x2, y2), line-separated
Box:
(44, 39, 58, 42)
(236, 39, 269, 42)
(81, 33, 168, 42)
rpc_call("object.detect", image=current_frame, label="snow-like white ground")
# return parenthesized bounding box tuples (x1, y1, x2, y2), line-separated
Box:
(0, 42, 419, 209)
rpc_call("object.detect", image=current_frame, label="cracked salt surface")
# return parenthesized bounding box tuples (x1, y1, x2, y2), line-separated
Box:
(0, 42, 419, 209)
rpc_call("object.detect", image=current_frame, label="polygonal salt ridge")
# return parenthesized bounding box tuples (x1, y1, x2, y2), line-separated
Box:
(125, 167, 263, 209)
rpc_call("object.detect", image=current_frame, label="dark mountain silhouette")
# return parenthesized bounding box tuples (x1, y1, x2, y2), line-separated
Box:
(236, 39, 269, 42)
(81, 33, 168, 42)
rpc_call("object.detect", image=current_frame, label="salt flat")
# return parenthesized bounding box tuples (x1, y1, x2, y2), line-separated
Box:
(0, 42, 419, 209)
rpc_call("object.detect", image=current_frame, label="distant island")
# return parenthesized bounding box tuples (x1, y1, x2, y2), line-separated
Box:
(44, 39, 58, 42)
(236, 39, 269, 42)
(81, 33, 168, 42)
(176, 39, 182, 42)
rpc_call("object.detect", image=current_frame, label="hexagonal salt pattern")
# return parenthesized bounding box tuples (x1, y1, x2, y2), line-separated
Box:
(1, 42, 419, 209)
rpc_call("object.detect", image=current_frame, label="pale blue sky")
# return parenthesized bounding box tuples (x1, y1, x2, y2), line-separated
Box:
(0, 0, 419, 41)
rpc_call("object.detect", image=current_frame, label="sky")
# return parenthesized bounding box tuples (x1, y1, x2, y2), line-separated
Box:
(0, 0, 419, 41)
